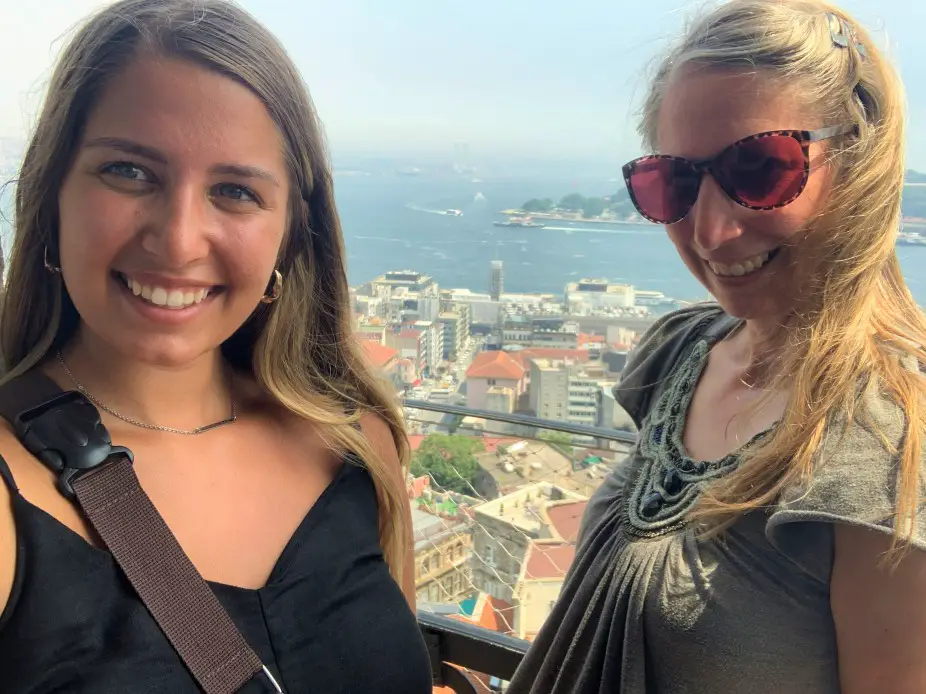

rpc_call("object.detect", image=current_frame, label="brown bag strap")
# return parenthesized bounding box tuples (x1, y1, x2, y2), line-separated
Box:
(0, 371, 283, 694)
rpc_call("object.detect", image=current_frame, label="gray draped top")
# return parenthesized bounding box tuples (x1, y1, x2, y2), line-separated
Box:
(507, 303, 926, 694)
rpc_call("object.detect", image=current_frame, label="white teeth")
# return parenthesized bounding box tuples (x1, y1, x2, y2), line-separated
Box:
(166, 290, 185, 308)
(709, 250, 776, 278)
(151, 287, 168, 306)
(119, 275, 210, 309)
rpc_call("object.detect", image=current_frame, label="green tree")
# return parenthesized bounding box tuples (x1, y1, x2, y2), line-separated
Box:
(609, 188, 631, 204)
(446, 414, 464, 434)
(539, 430, 574, 457)
(558, 193, 587, 211)
(522, 197, 554, 212)
(581, 196, 607, 218)
(410, 434, 485, 494)
(608, 189, 637, 219)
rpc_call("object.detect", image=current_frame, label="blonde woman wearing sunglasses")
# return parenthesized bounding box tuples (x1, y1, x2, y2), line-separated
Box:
(508, 2, 926, 693)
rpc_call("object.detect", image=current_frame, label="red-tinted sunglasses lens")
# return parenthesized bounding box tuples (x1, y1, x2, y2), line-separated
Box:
(715, 134, 807, 208)
(626, 157, 701, 224)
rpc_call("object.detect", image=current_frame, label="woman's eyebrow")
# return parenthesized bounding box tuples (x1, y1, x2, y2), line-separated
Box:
(84, 136, 281, 187)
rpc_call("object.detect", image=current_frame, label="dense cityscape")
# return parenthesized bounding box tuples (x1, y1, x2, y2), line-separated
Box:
(351, 262, 673, 671)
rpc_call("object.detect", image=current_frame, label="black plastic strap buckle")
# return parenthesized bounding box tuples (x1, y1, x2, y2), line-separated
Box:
(13, 391, 134, 499)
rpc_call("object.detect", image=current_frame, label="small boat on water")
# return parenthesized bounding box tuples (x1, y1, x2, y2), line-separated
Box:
(445, 209, 463, 216)
(898, 230, 926, 246)
(493, 216, 545, 229)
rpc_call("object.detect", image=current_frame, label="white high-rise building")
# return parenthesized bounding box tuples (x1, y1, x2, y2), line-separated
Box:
(490, 260, 504, 302)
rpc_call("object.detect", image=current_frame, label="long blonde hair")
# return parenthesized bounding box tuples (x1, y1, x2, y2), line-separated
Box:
(2, 0, 411, 581)
(640, 0, 926, 554)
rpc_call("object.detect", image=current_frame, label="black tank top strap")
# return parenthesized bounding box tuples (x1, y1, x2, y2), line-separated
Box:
(0, 453, 18, 494)
(0, 369, 67, 497)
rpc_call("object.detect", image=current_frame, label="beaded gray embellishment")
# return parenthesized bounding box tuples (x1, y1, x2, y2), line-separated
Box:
(624, 339, 765, 539)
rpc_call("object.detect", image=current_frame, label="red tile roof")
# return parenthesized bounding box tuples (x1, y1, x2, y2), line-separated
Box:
(477, 437, 522, 455)
(577, 333, 606, 347)
(524, 541, 576, 580)
(546, 500, 589, 543)
(406, 434, 426, 451)
(407, 474, 430, 498)
(466, 351, 526, 381)
(448, 593, 516, 635)
(358, 340, 398, 369)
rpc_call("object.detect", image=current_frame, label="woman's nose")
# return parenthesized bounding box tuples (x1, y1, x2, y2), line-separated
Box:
(140, 184, 211, 266)
(690, 175, 744, 251)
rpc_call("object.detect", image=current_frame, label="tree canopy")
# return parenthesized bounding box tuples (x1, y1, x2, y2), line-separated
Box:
(410, 434, 485, 495)
(517, 189, 636, 220)
(522, 197, 554, 212)
(559, 193, 587, 211)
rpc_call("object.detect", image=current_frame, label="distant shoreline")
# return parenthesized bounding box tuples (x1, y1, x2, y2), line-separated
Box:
(502, 208, 926, 230)
(498, 209, 649, 226)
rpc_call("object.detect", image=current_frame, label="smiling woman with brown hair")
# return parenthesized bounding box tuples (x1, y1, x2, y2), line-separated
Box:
(0, 0, 432, 691)
(508, 1, 926, 693)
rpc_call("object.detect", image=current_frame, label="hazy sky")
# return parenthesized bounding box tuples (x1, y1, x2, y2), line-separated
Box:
(3, 0, 926, 168)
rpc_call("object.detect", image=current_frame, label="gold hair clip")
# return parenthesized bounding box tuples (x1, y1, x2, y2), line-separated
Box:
(827, 12, 867, 58)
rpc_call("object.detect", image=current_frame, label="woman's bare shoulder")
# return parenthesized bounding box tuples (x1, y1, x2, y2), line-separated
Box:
(0, 417, 100, 619)
(0, 421, 33, 618)
(0, 452, 13, 620)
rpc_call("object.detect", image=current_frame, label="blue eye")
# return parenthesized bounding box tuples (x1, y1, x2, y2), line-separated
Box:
(214, 183, 258, 203)
(101, 162, 151, 182)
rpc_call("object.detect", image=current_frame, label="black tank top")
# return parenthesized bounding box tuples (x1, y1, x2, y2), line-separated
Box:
(0, 456, 432, 693)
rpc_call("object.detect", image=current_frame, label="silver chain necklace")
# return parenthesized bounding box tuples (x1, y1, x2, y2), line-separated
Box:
(56, 350, 237, 435)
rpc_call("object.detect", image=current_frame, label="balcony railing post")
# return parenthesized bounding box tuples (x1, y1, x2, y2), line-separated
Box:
(418, 610, 529, 688)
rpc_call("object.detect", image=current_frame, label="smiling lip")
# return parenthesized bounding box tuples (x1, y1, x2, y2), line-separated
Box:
(118, 271, 218, 290)
(112, 273, 218, 325)
(705, 248, 781, 278)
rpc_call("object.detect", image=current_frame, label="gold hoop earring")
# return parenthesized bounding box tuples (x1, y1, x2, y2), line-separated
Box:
(260, 269, 283, 304)
(44, 247, 61, 274)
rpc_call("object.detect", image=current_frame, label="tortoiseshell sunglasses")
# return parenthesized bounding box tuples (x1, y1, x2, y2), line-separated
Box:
(622, 124, 857, 224)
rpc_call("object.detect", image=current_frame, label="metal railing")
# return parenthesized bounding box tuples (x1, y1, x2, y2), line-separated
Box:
(402, 398, 637, 445)
(408, 400, 636, 691)
(418, 610, 530, 693)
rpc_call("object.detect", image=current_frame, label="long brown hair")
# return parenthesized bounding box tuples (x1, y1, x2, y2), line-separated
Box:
(2, 0, 411, 580)
(640, 0, 925, 558)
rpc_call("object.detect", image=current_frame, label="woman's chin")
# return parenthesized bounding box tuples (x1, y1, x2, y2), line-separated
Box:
(105, 336, 218, 371)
